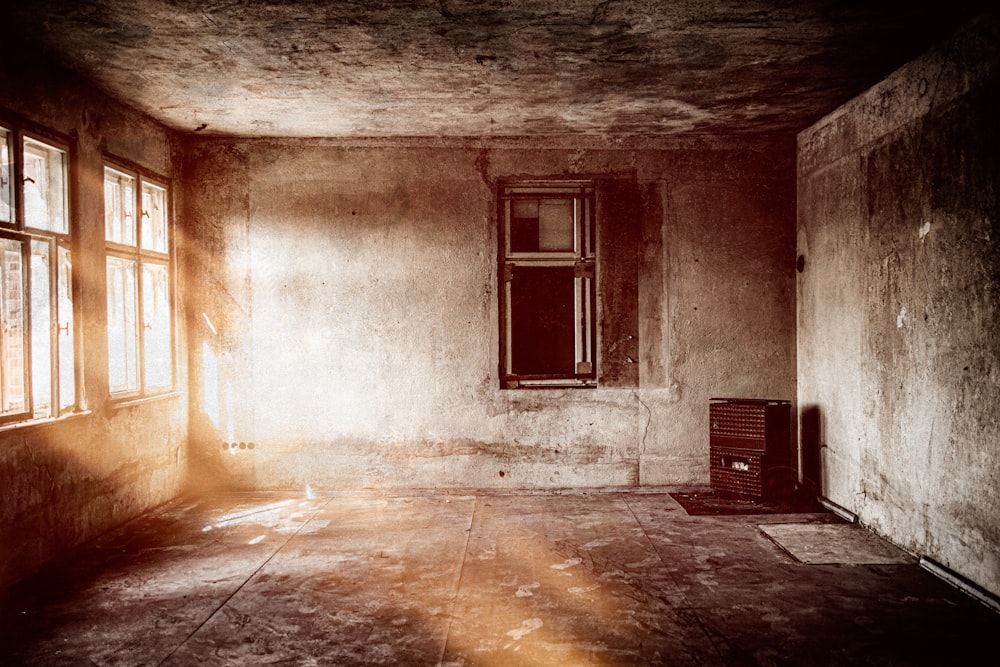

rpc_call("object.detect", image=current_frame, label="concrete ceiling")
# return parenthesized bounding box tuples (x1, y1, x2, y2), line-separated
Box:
(4, 0, 989, 138)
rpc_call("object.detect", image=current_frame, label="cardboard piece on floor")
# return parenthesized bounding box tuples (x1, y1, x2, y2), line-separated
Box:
(759, 523, 913, 565)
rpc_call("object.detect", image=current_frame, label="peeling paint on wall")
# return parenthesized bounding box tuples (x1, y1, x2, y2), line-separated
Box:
(184, 139, 796, 491)
(798, 14, 1000, 598)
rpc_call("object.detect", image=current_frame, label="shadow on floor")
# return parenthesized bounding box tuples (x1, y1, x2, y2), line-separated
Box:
(2, 490, 998, 666)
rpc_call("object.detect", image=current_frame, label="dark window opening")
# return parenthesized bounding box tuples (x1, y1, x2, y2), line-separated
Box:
(499, 182, 596, 389)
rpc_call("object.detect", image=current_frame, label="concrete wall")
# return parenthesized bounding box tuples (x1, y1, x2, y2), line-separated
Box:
(0, 42, 188, 589)
(184, 137, 796, 492)
(798, 14, 999, 596)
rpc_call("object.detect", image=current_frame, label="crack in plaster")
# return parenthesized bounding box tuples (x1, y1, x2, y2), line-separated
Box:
(634, 391, 652, 481)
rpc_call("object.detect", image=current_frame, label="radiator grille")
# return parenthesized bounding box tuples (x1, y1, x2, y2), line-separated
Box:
(709, 398, 791, 498)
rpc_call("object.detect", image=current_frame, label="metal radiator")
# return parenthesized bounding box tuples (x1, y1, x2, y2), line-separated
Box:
(709, 398, 792, 497)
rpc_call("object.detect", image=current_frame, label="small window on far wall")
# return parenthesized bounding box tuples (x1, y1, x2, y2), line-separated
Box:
(499, 181, 596, 389)
(104, 164, 173, 398)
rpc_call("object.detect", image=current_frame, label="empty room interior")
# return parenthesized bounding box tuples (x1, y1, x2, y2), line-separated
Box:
(1, 1, 999, 664)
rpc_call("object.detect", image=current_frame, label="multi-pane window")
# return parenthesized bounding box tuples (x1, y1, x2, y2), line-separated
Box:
(499, 182, 596, 388)
(0, 126, 75, 422)
(104, 165, 172, 397)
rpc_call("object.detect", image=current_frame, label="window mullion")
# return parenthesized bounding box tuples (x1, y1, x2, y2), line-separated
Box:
(133, 180, 143, 394)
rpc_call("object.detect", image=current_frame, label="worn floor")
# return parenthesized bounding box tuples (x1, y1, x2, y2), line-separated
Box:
(2, 489, 997, 666)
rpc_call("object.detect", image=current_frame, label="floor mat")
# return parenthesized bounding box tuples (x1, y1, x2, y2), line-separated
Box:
(670, 490, 826, 516)
(759, 523, 913, 564)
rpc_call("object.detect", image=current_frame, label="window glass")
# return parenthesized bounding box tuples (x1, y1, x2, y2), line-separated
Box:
(0, 128, 12, 224)
(107, 256, 138, 393)
(538, 199, 575, 251)
(0, 238, 26, 413)
(509, 199, 540, 253)
(510, 265, 577, 375)
(30, 241, 51, 415)
(23, 138, 67, 234)
(58, 244, 74, 411)
(104, 168, 136, 246)
(142, 261, 172, 390)
(141, 182, 168, 253)
(509, 198, 575, 253)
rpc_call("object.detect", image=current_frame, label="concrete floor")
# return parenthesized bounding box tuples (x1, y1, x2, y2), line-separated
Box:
(2, 490, 997, 666)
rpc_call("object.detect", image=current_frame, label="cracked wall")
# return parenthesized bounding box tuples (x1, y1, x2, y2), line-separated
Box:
(797, 14, 1000, 597)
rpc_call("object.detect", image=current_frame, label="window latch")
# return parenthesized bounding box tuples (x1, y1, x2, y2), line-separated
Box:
(574, 261, 594, 279)
(502, 263, 513, 282)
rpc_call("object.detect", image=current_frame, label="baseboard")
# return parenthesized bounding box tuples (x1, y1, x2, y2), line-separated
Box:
(919, 556, 1000, 614)
(817, 496, 858, 523)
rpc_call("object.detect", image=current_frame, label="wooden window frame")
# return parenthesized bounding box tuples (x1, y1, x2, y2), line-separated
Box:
(103, 159, 175, 400)
(0, 122, 78, 423)
(498, 180, 597, 389)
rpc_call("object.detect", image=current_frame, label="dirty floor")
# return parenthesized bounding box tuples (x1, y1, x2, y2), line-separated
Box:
(2, 490, 997, 666)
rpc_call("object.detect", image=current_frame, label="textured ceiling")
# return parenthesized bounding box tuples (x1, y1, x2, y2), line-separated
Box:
(3, 0, 989, 138)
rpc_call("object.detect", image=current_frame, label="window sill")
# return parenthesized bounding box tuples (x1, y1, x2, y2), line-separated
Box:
(109, 391, 182, 411)
(503, 379, 597, 390)
(0, 409, 94, 434)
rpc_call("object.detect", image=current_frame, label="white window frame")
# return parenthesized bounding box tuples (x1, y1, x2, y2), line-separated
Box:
(103, 160, 174, 399)
(499, 181, 597, 389)
(0, 122, 78, 423)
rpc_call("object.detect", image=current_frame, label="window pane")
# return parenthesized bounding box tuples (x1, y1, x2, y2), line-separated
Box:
(0, 239, 26, 414)
(538, 199, 575, 251)
(142, 262, 172, 390)
(58, 244, 75, 411)
(30, 241, 51, 416)
(23, 139, 68, 233)
(509, 265, 576, 376)
(0, 128, 12, 224)
(104, 168, 136, 246)
(509, 198, 575, 253)
(509, 199, 539, 253)
(107, 256, 138, 393)
(141, 182, 168, 253)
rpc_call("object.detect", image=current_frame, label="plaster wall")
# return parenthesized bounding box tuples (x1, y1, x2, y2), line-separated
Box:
(798, 14, 1000, 596)
(184, 138, 795, 491)
(0, 44, 188, 590)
